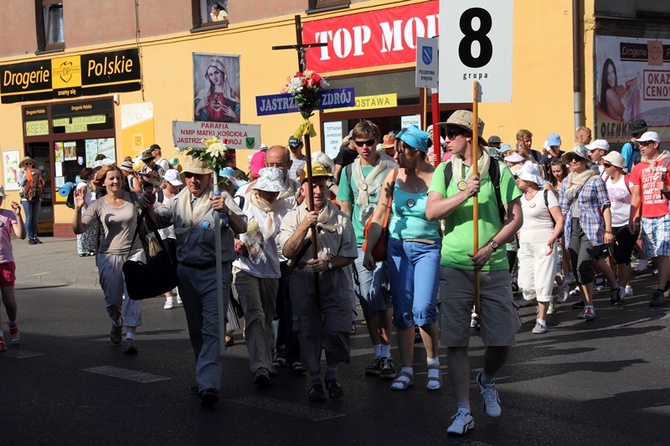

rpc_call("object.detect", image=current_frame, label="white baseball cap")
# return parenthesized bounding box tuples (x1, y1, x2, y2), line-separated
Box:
(637, 131, 660, 143)
(587, 139, 610, 152)
(164, 169, 183, 186)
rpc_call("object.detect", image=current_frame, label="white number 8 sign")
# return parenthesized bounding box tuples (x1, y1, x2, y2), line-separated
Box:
(439, 0, 514, 103)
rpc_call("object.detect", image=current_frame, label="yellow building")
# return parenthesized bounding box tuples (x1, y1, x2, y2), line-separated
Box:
(1, 0, 669, 236)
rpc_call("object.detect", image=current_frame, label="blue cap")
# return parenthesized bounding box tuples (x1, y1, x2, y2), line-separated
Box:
(397, 125, 430, 153)
(547, 133, 561, 147)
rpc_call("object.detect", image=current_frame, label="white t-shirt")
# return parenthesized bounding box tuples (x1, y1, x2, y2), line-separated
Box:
(519, 189, 559, 244)
(606, 176, 631, 227)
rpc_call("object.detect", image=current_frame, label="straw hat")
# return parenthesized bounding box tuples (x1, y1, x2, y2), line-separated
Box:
(437, 110, 487, 147)
(19, 156, 37, 168)
(181, 156, 213, 175)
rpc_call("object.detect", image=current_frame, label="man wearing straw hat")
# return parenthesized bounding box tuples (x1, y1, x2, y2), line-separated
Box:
(426, 110, 522, 436)
(280, 163, 357, 402)
(154, 155, 246, 408)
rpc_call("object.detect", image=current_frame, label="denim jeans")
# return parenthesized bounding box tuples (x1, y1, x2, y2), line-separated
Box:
(353, 247, 391, 320)
(22, 199, 41, 240)
(387, 238, 440, 328)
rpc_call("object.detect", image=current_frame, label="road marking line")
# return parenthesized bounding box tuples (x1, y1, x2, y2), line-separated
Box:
(82, 365, 171, 383)
(230, 396, 345, 421)
(1, 350, 44, 359)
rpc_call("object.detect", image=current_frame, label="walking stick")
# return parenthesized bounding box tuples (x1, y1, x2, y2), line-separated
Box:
(472, 82, 481, 314)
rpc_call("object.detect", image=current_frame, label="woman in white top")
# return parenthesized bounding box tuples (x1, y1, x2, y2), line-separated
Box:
(602, 151, 636, 298)
(514, 162, 564, 334)
(76, 168, 98, 256)
(232, 167, 292, 386)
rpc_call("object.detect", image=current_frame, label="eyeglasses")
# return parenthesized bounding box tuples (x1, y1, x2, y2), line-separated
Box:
(603, 163, 613, 168)
(183, 172, 204, 179)
(354, 139, 376, 147)
(638, 140, 655, 146)
(266, 162, 286, 168)
(446, 129, 464, 140)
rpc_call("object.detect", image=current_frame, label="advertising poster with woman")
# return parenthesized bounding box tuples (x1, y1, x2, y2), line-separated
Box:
(595, 36, 670, 143)
(193, 53, 240, 123)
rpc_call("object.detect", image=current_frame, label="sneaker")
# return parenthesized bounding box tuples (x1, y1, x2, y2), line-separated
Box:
(123, 338, 138, 354)
(650, 289, 665, 307)
(254, 367, 271, 387)
(0, 336, 6, 352)
(476, 372, 501, 418)
(380, 357, 397, 380)
(110, 323, 122, 345)
(556, 284, 570, 303)
(34, 238, 42, 244)
(572, 299, 584, 309)
(610, 286, 624, 306)
(308, 384, 326, 402)
(578, 306, 596, 320)
(564, 272, 575, 285)
(569, 288, 581, 297)
(365, 357, 382, 376)
(199, 388, 219, 408)
(595, 284, 605, 292)
(164, 299, 174, 310)
(325, 378, 344, 399)
(624, 285, 634, 297)
(547, 302, 555, 315)
(8, 323, 20, 345)
(175, 295, 183, 306)
(532, 322, 548, 334)
(447, 411, 474, 436)
(470, 313, 480, 329)
(28, 239, 36, 245)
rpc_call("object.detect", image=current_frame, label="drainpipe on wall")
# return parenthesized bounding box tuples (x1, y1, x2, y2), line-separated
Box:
(573, 0, 583, 133)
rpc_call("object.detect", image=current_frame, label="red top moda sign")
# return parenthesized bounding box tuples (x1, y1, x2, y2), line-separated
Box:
(303, 1, 439, 73)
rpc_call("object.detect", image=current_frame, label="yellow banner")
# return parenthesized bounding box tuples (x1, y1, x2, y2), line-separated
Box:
(324, 93, 397, 113)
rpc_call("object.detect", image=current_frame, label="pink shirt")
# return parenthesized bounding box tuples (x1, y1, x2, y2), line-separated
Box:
(0, 209, 18, 263)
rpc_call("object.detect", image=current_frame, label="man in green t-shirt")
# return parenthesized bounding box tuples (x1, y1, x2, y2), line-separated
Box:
(426, 110, 523, 436)
(337, 120, 398, 380)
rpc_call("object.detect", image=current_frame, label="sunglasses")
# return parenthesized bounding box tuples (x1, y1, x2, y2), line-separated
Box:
(446, 129, 464, 140)
(354, 139, 376, 147)
(638, 140, 655, 146)
(183, 172, 206, 179)
(569, 158, 583, 164)
(603, 163, 613, 168)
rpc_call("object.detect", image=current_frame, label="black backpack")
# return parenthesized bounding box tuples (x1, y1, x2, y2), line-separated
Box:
(66, 184, 78, 209)
(443, 160, 506, 224)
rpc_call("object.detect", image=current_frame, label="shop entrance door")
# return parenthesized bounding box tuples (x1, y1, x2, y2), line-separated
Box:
(25, 143, 53, 236)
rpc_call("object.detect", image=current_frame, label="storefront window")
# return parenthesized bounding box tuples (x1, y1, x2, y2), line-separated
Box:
(327, 70, 420, 106)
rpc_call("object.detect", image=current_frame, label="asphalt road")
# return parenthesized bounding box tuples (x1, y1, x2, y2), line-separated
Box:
(1, 266, 669, 446)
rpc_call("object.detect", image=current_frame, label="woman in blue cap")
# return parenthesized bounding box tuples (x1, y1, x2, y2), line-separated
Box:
(363, 125, 442, 391)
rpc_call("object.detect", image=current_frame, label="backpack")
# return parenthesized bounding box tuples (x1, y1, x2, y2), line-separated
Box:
(22, 168, 43, 201)
(66, 185, 77, 209)
(443, 160, 506, 224)
(543, 189, 563, 238)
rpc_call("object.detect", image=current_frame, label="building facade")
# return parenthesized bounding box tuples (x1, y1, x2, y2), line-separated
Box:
(0, 0, 669, 236)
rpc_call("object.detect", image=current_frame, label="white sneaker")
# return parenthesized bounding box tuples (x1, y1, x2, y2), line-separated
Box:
(447, 411, 474, 436)
(470, 313, 480, 329)
(164, 299, 174, 310)
(532, 322, 548, 334)
(556, 283, 570, 303)
(174, 294, 183, 307)
(624, 285, 634, 297)
(564, 272, 575, 285)
(476, 372, 501, 418)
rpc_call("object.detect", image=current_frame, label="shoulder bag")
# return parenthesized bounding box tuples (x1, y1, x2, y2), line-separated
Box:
(362, 169, 398, 262)
(122, 207, 178, 300)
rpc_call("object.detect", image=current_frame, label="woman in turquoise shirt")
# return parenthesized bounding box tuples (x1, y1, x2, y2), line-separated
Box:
(363, 125, 441, 391)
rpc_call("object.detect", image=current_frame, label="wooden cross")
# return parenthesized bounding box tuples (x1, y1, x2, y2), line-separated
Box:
(272, 15, 329, 279)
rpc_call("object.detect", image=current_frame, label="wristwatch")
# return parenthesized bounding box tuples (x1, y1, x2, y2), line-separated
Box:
(327, 261, 333, 270)
(489, 240, 499, 251)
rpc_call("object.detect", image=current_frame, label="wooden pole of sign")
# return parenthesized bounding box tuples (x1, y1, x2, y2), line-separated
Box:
(472, 81, 481, 314)
(431, 88, 440, 167)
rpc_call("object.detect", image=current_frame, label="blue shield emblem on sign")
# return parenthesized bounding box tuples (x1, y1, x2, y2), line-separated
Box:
(422, 46, 433, 65)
